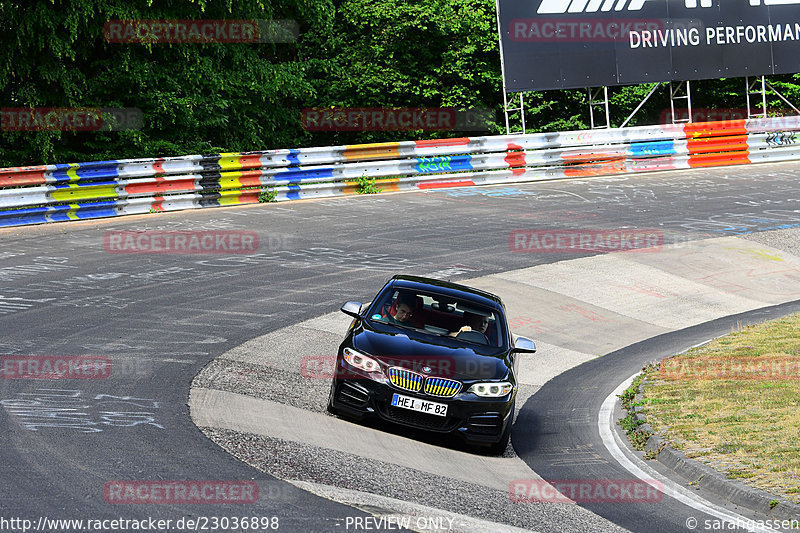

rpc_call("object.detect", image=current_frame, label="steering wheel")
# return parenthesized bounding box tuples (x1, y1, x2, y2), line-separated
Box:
(456, 329, 489, 345)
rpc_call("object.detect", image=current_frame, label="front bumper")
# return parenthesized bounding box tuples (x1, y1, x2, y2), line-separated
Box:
(330, 363, 514, 445)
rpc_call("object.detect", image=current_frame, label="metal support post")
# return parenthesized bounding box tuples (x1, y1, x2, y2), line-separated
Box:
(587, 87, 610, 129)
(619, 83, 663, 128)
(669, 81, 693, 124)
(746, 76, 768, 119)
(496, 0, 526, 134)
(764, 79, 800, 116)
(502, 92, 527, 134)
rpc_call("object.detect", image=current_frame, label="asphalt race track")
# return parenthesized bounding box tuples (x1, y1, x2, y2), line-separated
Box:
(3, 162, 800, 532)
(515, 300, 800, 533)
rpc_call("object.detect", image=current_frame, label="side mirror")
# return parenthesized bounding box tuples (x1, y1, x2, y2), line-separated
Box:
(341, 301, 363, 319)
(512, 336, 536, 354)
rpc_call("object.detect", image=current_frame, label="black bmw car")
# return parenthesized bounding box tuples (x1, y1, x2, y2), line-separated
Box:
(327, 275, 536, 454)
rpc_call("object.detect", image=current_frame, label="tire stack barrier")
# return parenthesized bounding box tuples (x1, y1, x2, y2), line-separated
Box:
(1, 116, 799, 228)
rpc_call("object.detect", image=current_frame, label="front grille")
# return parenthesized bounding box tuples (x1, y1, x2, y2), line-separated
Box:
(388, 367, 423, 392)
(388, 366, 462, 398)
(424, 377, 462, 398)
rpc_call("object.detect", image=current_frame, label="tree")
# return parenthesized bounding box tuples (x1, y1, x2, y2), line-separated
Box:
(0, 0, 335, 166)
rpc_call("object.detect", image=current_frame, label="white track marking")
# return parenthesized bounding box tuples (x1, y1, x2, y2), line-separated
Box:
(599, 373, 780, 533)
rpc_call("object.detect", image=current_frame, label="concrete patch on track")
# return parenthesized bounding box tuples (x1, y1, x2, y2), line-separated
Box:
(192, 388, 530, 492)
(212, 319, 343, 371)
(621, 235, 800, 303)
(190, 230, 800, 532)
(491, 254, 764, 330)
(515, 341, 597, 388)
(471, 276, 668, 355)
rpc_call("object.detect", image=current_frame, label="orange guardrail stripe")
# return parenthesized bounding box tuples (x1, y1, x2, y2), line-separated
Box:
(688, 151, 751, 167)
(415, 138, 470, 148)
(684, 120, 747, 138)
(687, 134, 749, 154)
(564, 161, 626, 177)
(343, 142, 401, 161)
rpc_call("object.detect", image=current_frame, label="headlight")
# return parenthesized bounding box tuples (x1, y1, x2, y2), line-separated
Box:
(342, 348, 381, 373)
(469, 382, 514, 398)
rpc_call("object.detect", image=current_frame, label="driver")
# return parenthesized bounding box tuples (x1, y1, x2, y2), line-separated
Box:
(383, 293, 424, 328)
(451, 311, 489, 336)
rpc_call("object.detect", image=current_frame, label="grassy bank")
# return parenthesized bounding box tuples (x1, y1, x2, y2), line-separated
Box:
(636, 313, 800, 503)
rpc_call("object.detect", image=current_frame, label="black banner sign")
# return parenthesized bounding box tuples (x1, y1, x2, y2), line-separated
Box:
(498, 0, 800, 91)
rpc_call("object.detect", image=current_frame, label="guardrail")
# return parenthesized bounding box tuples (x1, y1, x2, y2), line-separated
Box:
(2, 116, 799, 228)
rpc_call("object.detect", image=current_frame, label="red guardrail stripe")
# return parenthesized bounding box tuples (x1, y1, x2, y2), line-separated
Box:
(123, 178, 197, 195)
(505, 151, 527, 167)
(0, 167, 48, 187)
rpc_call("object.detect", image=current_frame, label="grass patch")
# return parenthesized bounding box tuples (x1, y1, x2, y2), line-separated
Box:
(619, 412, 652, 450)
(617, 369, 655, 451)
(641, 312, 800, 503)
(726, 468, 756, 479)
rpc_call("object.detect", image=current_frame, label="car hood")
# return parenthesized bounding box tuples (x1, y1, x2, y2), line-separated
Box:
(352, 326, 509, 381)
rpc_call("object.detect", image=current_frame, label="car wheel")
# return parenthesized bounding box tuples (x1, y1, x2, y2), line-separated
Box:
(486, 401, 515, 455)
(486, 421, 512, 455)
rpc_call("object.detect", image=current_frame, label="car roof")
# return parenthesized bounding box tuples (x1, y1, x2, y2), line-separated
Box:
(387, 275, 504, 309)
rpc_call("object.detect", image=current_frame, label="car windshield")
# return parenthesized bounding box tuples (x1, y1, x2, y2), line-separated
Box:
(368, 288, 505, 348)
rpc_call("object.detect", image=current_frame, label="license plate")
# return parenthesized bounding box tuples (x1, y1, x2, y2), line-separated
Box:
(391, 393, 448, 417)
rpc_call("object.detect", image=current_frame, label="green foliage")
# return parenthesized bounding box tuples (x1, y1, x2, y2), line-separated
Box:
(0, 0, 334, 165)
(258, 186, 277, 203)
(619, 411, 652, 451)
(355, 174, 379, 194)
(618, 369, 656, 451)
(619, 372, 645, 410)
(302, 0, 508, 145)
